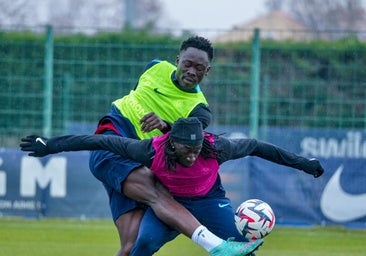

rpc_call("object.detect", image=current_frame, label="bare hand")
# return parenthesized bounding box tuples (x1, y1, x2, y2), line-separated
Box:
(140, 112, 168, 133)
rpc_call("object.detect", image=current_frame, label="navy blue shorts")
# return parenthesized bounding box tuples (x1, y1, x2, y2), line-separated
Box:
(89, 148, 141, 221)
(89, 107, 143, 221)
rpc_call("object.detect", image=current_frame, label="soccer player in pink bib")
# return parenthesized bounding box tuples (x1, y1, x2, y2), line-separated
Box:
(21, 117, 324, 256)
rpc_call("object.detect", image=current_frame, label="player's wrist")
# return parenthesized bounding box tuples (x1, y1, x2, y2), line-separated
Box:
(160, 121, 171, 133)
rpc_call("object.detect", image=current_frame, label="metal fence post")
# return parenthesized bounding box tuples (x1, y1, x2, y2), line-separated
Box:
(261, 74, 269, 140)
(43, 25, 54, 137)
(63, 72, 72, 133)
(249, 28, 261, 139)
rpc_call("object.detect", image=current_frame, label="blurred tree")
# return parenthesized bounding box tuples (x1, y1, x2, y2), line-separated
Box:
(0, 0, 37, 26)
(265, 0, 285, 11)
(265, 0, 366, 31)
(0, 0, 163, 32)
(134, 0, 163, 29)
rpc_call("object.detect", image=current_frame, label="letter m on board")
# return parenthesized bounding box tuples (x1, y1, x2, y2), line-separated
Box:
(20, 156, 66, 197)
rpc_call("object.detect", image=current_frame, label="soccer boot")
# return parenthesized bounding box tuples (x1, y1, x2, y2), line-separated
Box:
(209, 238, 263, 256)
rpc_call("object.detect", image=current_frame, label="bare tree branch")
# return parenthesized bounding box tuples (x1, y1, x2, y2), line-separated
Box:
(265, 0, 366, 32)
(265, 0, 285, 11)
(0, 0, 163, 32)
(0, 0, 34, 26)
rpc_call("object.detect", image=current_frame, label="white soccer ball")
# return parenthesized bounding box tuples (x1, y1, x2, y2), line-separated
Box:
(234, 198, 275, 240)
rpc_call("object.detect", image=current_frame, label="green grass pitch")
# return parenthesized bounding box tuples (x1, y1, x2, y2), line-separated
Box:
(1, 217, 365, 255)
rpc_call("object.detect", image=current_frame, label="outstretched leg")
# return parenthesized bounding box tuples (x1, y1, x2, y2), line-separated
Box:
(90, 149, 262, 255)
(122, 166, 200, 237)
(122, 166, 263, 256)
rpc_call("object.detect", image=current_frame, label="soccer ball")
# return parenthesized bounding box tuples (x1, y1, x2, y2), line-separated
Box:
(234, 199, 275, 240)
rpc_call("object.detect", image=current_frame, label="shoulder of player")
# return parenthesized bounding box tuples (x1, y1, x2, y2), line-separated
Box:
(144, 59, 168, 71)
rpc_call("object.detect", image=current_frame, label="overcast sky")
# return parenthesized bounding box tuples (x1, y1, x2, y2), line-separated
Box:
(158, 0, 267, 30)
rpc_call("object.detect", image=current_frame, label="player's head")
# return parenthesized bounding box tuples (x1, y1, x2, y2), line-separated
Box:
(164, 117, 219, 170)
(180, 36, 213, 61)
(169, 117, 204, 167)
(175, 36, 213, 90)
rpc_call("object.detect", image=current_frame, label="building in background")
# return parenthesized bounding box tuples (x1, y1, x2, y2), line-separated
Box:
(213, 11, 310, 42)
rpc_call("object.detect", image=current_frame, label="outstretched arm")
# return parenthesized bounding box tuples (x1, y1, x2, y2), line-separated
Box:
(20, 134, 153, 166)
(216, 137, 324, 178)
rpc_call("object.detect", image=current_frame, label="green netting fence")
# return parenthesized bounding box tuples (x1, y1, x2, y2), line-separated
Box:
(1, 26, 365, 147)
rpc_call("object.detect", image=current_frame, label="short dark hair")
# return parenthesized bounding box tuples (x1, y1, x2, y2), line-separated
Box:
(180, 36, 213, 61)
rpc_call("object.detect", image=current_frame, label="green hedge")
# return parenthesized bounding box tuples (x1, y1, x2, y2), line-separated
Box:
(1, 29, 365, 146)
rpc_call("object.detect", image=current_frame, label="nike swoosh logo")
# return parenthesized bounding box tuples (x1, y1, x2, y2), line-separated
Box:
(320, 165, 366, 222)
(218, 203, 230, 208)
(153, 88, 168, 97)
(36, 137, 47, 146)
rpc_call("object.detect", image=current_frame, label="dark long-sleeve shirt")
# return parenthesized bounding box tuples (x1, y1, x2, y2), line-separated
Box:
(30, 132, 323, 196)
(46, 133, 316, 173)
